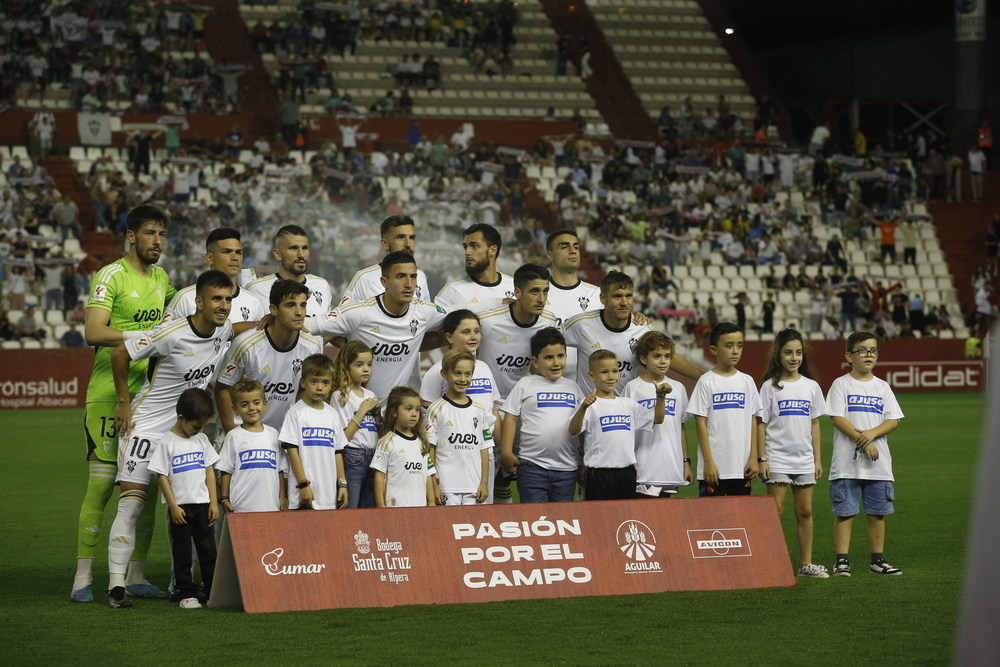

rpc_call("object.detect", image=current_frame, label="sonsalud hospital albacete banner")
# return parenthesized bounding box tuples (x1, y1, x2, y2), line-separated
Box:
(209, 497, 795, 613)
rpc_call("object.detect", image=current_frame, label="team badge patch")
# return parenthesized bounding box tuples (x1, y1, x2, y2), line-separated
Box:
(312, 290, 323, 303)
(292, 358, 302, 373)
(629, 336, 640, 356)
(410, 318, 418, 336)
(579, 296, 590, 311)
(240, 306, 251, 320)
(214, 337, 222, 352)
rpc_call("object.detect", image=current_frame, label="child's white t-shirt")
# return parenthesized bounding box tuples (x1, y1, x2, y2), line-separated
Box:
(420, 359, 500, 428)
(759, 376, 826, 475)
(370, 430, 435, 508)
(147, 431, 220, 505)
(578, 395, 654, 469)
(501, 374, 585, 471)
(687, 370, 762, 480)
(825, 373, 904, 481)
(426, 396, 494, 494)
(623, 376, 690, 487)
(332, 388, 380, 450)
(216, 424, 284, 513)
(279, 400, 346, 510)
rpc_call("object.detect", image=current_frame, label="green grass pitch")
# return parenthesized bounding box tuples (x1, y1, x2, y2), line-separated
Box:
(0, 392, 981, 666)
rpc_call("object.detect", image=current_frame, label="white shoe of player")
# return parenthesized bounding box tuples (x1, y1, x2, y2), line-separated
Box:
(179, 597, 202, 609)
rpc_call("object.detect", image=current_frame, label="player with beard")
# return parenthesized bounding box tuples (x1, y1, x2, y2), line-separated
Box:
(72, 205, 176, 603)
(340, 215, 430, 305)
(435, 223, 515, 308)
(247, 225, 333, 317)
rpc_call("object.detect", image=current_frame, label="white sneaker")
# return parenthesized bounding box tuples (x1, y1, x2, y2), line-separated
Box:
(797, 563, 830, 579)
(179, 597, 202, 609)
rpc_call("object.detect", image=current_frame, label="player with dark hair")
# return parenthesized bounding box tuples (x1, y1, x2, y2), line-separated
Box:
(247, 224, 332, 316)
(435, 223, 515, 308)
(340, 214, 431, 305)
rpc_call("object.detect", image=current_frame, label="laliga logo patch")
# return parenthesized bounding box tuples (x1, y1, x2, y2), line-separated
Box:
(616, 520, 662, 573)
(410, 318, 418, 336)
(355, 531, 371, 554)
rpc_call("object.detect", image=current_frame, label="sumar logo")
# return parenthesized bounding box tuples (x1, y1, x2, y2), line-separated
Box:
(616, 520, 661, 573)
(261, 547, 327, 575)
(687, 528, 752, 559)
(355, 531, 371, 554)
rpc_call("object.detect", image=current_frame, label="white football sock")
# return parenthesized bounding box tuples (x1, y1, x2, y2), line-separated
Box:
(73, 558, 93, 590)
(108, 490, 145, 590)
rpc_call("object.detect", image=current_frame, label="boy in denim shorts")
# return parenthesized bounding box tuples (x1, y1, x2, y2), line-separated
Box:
(825, 331, 905, 576)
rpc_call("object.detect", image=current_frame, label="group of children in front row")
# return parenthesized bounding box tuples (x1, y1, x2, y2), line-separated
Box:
(155, 316, 903, 599)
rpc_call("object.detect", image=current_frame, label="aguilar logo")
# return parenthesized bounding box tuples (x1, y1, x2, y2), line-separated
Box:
(261, 548, 327, 575)
(616, 520, 661, 573)
(686, 528, 752, 559)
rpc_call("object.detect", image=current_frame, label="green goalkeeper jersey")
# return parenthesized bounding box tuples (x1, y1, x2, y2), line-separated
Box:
(85, 258, 176, 405)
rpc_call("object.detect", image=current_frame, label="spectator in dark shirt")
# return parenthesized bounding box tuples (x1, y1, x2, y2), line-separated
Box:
(837, 284, 859, 332)
(61, 323, 85, 348)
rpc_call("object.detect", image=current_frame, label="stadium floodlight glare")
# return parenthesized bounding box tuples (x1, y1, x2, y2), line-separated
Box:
(725, 28, 734, 35)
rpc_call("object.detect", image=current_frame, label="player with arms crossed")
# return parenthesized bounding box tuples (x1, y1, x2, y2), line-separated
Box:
(72, 204, 176, 603)
(105, 270, 236, 608)
(247, 224, 333, 317)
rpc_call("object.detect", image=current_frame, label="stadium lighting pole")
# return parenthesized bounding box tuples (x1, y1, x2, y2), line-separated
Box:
(951, 1, 987, 156)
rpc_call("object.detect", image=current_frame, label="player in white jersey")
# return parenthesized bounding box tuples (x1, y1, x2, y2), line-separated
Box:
(165, 228, 266, 325)
(246, 224, 333, 317)
(216, 279, 323, 434)
(340, 215, 431, 305)
(307, 251, 448, 405)
(105, 270, 235, 608)
(564, 269, 703, 395)
(543, 229, 601, 382)
(435, 223, 515, 308)
(371, 387, 437, 508)
(476, 263, 560, 398)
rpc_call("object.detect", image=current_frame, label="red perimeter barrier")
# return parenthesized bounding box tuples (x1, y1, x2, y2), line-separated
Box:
(0, 348, 93, 410)
(209, 497, 795, 613)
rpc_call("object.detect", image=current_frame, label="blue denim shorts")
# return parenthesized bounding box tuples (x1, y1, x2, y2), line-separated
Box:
(829, 478, 894, 517)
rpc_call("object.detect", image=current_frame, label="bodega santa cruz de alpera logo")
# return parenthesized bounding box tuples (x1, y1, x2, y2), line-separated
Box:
(616, 520, 662, 574)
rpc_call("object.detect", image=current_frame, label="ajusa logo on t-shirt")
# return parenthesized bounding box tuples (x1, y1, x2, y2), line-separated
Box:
(599, 415, 631, 432)
(777, 399, 811, 416)
(172, 451, 206, 474)
(301, 427, 336, 447)
(537, 392, 576, 408)
(712, 392, 745, 410)
(467, 377, 493, 395)
(847, 395, 883, 414)
(639, 397, 677, 416)
(239, 449, 277, 470)
(355, 412, 378, 432)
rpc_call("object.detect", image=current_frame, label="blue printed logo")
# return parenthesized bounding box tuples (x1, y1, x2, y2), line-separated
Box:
(777, 399, 811, 417)
(354, 412, 378, 432)
(537, 391, 577, 408)
(712, 392, 746, 410)
(467, 377, 493, 395)
(239, 449, 277, 470)
(301, 427, 337, 448)
(847, 395, 884, 414)
(639, 397, 676, 416)
(599, 415, 631, 432)
(172, 451, 206, 474)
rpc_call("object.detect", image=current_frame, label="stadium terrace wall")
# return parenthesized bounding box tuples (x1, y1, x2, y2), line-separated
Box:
(705, 339, 983, 393)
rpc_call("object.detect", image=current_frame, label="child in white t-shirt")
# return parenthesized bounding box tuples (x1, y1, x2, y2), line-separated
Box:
(331, 341, 382, 508)
(756, 329, 828, 579)
(688, 322, 762, 497)
(218, 378, 284, 513)
(147, 388, 220, 609)
(569, 349, 668, 500)
(371, 386, 437, 508)
(624, 331, 692, 498)
(501, 328, 584, 503)
(825, 331, 904, 577)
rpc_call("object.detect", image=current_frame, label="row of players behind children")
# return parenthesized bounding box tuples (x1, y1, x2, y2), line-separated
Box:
(71, 206, 904, 610)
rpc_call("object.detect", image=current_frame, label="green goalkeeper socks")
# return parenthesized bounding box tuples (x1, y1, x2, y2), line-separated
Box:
(76, 461, 117, 559)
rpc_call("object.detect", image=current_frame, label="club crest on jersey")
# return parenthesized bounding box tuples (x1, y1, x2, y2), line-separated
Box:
(292, 358, 303, 373)
(415, 285, 422, 299)
(473, 416, 479, 429)
(579, 296, 590, 311)
(505, 290, 515, 299)
(410, 318, 418, 336)
(214, 337, 222, 352)
(629, 336, 640, 356)
(312, 290, 323, 303)
(240, 306, 251, 320)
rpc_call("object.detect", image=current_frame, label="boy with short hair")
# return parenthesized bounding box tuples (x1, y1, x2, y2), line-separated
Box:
(147, 388, 221, 609)
(279, 354, 349, 510)
(688, 322, 762, 497)
(500, 328, 585, 503)
(569, 349, 669, 500)
(217, 378, 285, 513)
(624, 331, 692, 498)
(825, 331, 904, 576)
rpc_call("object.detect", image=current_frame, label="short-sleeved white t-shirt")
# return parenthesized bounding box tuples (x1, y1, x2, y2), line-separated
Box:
(370, 431, 435, 508)
(825, 373, 903, 481)
(420, 359, 500, 420)
(148, 431, 220, 505)
(578, 396, 653, 469)
(332, 387, 380, 450)
(623, 376, 690, 487)
(501, 374, 585, 471)
(279, 400, 346, 509)
(216, 425, 284, 512)
(687, 370, 762, 480)
(758, 376, 826, 475)
(426, 396, 493, 494)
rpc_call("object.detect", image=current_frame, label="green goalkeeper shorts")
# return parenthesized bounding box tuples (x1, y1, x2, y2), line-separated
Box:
(85, 402, 121, 463)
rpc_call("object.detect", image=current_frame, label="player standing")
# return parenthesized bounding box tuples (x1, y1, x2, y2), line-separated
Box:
(72, 204, 176, 603)
(542, 228, 601, 382)
(246, 224, 333, 317)
(435, 223, 515, 308)
(340, 214, 431, 305)
(105, 270, 235, 608)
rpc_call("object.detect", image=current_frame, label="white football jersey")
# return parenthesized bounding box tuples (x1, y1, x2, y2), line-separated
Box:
(279, 400, 346, 510)
(218, 327, 323, 431)
(216, 424, 284, 513)
(340, 263, 431, 306)
(578, 395, 654, 469)
(687, 370, 763, 480)
(147, 431, 220, 505)
(370, 430, 435, 508)
(426, 396, 494, 495)
(238, 267, 256, 289)
(164, 284, 266, 325)
(307, 296, 448, 404)
(126, 317, 233, 437)
(476, 304, 560, 399)
(759, 376, 826, 475)
(624, 376, 690, 487)
(434, 272, 515, 309)
(825, 374, 903, 482)
(545, 278, 601, 381)
(500, 374, 584, 471)
(332, 387, 380, 450)
(246, 273, 333, 317)
(563, 310, 651, 396)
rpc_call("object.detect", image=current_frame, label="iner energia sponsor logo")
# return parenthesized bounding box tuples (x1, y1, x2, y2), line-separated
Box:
(616, 520, 662, 574)
(261, 548, 326, 575)
(686, 528, 752, 558)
